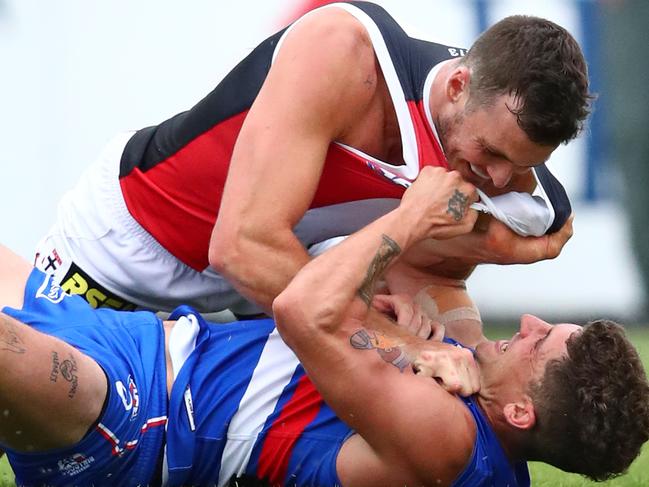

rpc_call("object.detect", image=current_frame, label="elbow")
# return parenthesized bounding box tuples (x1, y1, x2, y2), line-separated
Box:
(274, 283, 342, 340)
(208, 243, 228, 276)
(273, 287, 307, 342)
(272, 291, 293, 329)
(209, 228, 245, 277)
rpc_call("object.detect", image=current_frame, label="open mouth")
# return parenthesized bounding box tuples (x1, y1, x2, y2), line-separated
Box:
(469, 163, 490, 180)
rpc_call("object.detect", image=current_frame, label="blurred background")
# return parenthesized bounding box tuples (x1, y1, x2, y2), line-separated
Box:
(1, 0, 647, 323)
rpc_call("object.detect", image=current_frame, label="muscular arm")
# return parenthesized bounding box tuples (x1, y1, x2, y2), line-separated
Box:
(273, 169, 478, 484)
(0, 245, 106, 451)
(384, 259, 486, 348)
(0, 313, 106, 451)
(394, 213, 573, 281)
(209, 8, 380, 314)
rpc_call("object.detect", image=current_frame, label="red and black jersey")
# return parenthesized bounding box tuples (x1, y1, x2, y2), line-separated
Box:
(118, 1, 569, 272)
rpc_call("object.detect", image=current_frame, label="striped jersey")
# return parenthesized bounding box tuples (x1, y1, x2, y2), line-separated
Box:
(166, 308, 351, 486)
(118, 1, 460, 272)
(1, 270, 528, 486)
(166, 308, 530, 487)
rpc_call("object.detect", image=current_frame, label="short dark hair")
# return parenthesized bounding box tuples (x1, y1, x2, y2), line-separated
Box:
(528, 320, 649, 481)
(462, 15, 593, 146)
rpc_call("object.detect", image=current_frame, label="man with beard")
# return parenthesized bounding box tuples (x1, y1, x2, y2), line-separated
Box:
(35, 2, 589, 316)
(2, 169, 647, 486)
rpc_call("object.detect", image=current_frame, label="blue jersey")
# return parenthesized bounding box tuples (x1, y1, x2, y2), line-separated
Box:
(1, 269, 168, 486)
(454, 396, 530, 487)
(165, 306, 351, 486)
(2, 269, 529, 486)
(166, 315, 529, 486)
(444, 338, 530, 487)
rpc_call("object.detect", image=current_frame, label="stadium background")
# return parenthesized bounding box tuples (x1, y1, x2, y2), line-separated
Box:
(0, 1, 648, 485)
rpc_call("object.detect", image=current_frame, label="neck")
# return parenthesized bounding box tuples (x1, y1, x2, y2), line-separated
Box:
(475, 394, 526, 464)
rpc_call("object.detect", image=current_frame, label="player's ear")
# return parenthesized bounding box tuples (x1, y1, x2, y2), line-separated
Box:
(503, 396, 536, 430)
(446, 66, 470, 103)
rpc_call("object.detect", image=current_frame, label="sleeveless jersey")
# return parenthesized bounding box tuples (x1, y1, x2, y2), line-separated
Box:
(118, 1, 460, 272)
(455, 395, 530, 487)
(165, 308, 350, 486)
(420, 338, 531, 487)
(166, 311, 529, 487)
(2, 272, 528, 485)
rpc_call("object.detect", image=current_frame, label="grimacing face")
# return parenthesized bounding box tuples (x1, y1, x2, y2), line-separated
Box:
(474, 314, 582, 399)
(436, 94, 556, 191)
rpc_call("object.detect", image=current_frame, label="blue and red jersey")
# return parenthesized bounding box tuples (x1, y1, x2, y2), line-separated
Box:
(2, 270, 529, 486)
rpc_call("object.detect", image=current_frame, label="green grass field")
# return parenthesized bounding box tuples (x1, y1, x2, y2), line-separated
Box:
(0, 326, 648, 486)
(509, 325, 649, 487)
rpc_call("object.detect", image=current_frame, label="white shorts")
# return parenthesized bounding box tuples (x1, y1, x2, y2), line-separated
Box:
(34, 132, 261, 315)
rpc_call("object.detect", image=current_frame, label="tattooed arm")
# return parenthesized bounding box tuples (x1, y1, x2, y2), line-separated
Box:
(0, 313, 106, 452)
(273, 168, 479, 485)
(274, 167, 478, 333)
(0, 245, 107, 452)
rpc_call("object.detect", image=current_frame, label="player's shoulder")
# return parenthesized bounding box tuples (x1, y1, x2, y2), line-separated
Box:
(286, 5, 374, 61)
(420, 393, 477, 477)
(400, 391, 479, 484)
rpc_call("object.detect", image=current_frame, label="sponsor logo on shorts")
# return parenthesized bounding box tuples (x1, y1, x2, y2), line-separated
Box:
(57, 452, 95, 477)
(60, 263, 137, 311)
(36, 274, 66, 304)
(115, 375, 140, 420)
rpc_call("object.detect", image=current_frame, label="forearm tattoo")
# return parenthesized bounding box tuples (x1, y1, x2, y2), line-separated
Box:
(0, 320, 25, 354)
(446, 189, 469, 222)
(350, 329, 410, 373)
(357, 234, 401, 305)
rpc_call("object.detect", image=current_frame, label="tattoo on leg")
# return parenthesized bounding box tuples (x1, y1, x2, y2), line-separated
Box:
(357, 235, 401, 305)
(350, 329, 410, 373)
(447, 189, 468, 222)
(50, 351, 60, 382)
(60, 353, 79, 399)
(0, 321, 25, 354)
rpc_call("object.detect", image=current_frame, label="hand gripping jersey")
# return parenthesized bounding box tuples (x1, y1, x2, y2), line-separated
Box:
(2, 269, 529, 486)
(118, 1, 570, 272)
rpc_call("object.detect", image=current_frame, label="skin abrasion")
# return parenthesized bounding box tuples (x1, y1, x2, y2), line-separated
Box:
(357, 234, 401, 305)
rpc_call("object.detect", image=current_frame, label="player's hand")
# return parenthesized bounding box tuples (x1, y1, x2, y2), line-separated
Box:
(408, 213, 574, 270)
(371, 294, 444, 340)
(412, 342, 480, 396)
(399, 167, 478, 241)
(469, 212, 573, 264)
